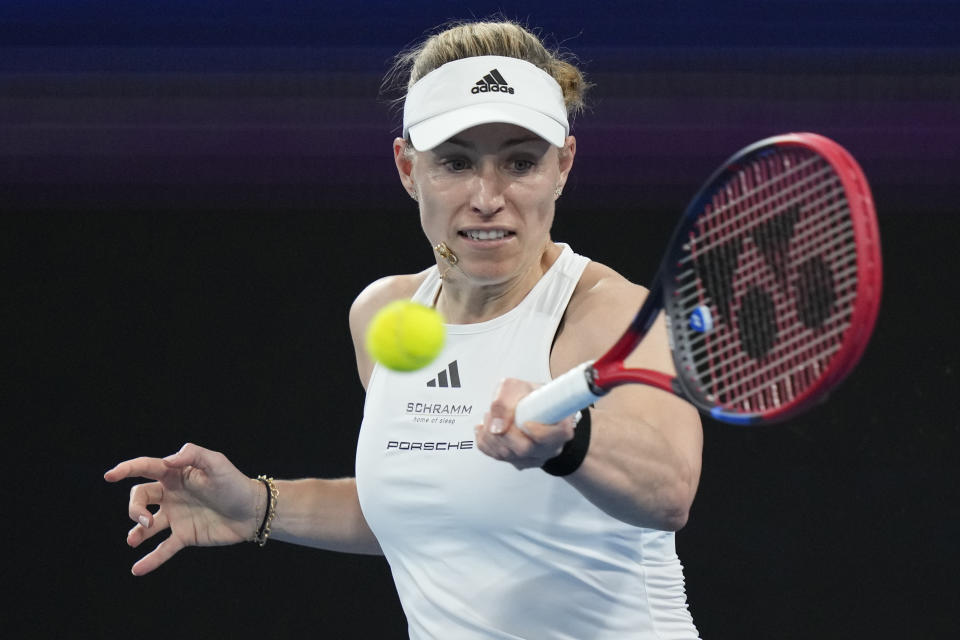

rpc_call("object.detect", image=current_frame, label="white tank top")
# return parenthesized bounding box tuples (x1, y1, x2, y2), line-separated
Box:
(355, 245, 698, 639)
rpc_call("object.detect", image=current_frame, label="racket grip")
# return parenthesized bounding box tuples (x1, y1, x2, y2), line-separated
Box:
(514, 361, 605, 427)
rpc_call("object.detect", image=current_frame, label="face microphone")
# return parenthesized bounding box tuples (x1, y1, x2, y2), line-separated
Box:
(433, 242, 460, 280)
(433, 242, 459, 265)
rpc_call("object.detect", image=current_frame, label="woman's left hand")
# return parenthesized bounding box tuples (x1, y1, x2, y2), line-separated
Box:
(475, 378, 577, 470)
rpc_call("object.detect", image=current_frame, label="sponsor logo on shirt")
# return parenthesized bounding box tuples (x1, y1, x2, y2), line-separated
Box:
(385, 440, 474, 452)
(426, 361, 461, 388)
(385, 360, 476, 452)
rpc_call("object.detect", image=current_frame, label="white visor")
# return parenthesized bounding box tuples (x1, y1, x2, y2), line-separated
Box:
(402, 56, 569, 151)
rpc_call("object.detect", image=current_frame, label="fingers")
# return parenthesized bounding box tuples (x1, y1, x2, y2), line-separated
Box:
(477, 378, 579, 467)
(127, 510, 169, 548)
(513, 415, 577, 451)
(131, 534, 185, 577)
(128, 482, 164, 527)
(487, 378, 531, 428)
(105, 443, 209, 577)
(475, 415, 518, 460)
(476, 409, 576, 470)
(104, 456, 171, 483)
(103, 443, 213, 484)
(160, 442, 211, 470)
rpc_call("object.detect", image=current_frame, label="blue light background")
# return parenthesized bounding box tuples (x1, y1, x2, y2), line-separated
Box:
(2, 1, 957, 213)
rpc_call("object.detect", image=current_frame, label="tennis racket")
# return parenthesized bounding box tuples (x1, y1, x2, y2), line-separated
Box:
(516, 132, 882, 426)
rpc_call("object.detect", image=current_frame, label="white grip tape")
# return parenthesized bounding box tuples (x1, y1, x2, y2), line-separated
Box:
(514, 361, 603, 428)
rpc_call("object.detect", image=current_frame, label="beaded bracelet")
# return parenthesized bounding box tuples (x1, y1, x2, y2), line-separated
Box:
(252, 475, 278, 547)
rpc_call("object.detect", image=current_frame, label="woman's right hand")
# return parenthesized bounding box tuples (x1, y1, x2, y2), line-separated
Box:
(104, 442, 264, 576)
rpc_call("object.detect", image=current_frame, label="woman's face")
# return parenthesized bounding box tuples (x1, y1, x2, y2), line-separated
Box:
(397, 123, 575, 287)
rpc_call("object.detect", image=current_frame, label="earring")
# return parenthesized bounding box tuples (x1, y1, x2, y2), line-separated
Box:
(554, 185, 563, 198)
(410, 190, 419, 202)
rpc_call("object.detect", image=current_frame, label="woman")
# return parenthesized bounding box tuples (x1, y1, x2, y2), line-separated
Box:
(105, 21, 703, 639)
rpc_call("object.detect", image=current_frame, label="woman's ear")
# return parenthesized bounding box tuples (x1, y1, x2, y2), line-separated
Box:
(394, 137, 418, 200)
(556, 135, 577, 193)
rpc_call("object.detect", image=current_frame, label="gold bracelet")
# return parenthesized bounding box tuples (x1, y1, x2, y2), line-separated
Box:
(252, 475, 278, 547)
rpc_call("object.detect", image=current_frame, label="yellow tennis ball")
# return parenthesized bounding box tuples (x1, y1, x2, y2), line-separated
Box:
(365, 300, 445, 372)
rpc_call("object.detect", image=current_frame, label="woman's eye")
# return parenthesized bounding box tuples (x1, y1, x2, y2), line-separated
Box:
(510, 159, 535, 172)
(443, 158, 470, 172)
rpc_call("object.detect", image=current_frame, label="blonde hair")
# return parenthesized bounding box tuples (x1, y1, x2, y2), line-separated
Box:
(387, 20, 590, 121)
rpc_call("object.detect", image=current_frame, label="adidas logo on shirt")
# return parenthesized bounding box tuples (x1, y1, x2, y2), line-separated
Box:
(472, 68, 514, 95)
(427, 361, 461, 388)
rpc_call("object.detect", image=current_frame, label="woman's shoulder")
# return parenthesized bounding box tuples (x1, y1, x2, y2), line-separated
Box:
(553, 258, 650, 370)
(569, 259, 648, 312)
(349, 268, 434, 388)
(349, 269, 433, 334)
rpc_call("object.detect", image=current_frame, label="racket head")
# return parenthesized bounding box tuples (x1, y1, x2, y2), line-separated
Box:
(661, 133, 882, 424)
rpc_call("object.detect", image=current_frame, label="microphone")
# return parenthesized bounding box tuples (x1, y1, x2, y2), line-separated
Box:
(433, 242, 459, 266)
(433, 242, 460, 280)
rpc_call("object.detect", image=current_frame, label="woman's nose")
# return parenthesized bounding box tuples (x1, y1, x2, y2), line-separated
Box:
(469, 165, 506, 216)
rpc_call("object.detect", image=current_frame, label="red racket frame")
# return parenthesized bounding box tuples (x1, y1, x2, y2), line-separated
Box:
(584, 133, 882, 424)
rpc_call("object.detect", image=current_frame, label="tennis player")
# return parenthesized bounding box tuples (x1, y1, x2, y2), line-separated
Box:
(105, 20, 703, 639)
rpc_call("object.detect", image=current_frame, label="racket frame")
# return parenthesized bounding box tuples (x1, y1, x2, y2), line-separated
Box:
(515, 133, 882, 428)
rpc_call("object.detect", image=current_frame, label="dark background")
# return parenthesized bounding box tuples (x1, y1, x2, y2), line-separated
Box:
(6, 1, 959, 638)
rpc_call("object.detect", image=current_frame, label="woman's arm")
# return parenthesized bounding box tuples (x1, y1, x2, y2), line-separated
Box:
(250, 273, 430, 553)
(475, 263, 703, 530)
(104, 277, 422, 575)
(102, 275, 434, 574)
(562, 378, 702, 530)
(105, 443, 383, 576)
(269, 477, 381, 554)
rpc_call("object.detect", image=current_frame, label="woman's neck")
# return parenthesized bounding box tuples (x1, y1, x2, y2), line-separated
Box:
(434, 242, 562, 324)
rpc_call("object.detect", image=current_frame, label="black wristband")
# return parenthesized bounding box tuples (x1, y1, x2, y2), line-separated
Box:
(541, 407, 591, 477)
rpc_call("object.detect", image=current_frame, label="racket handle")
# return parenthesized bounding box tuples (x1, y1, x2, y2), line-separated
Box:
(514, 361, 605, 427)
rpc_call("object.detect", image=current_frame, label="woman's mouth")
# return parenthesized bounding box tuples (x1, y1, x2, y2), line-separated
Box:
(458, 229, 515, 241)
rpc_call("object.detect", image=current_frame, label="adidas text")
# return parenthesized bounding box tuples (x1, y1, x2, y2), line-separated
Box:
(471, 84, 514, 94)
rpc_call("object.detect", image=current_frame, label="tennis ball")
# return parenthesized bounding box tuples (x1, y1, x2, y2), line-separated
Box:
(365, 300, 445, 372)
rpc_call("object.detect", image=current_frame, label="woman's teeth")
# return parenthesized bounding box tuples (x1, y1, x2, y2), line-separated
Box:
(462, 230, 510, 240)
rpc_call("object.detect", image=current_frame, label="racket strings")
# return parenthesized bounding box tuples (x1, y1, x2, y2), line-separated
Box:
(675, 164, 845, 324)
(696, 153, 822, 230)
(680, 277, 857, 404)
(674, 209, 855, 306)
(683, 269, 859, 369)
(675, 231, 856, 336)
(692, 291, 856, 390)
(721, 334, 845, 410)
(673, 149, 859, 411)
(724, 156, 850, 408)
(723, 160, 848, 407)
(723, 324, 850, 409)
(678, 162, 836, 262)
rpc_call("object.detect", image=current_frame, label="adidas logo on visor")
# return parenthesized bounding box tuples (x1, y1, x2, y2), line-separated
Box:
(472, 68, 514, 95)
